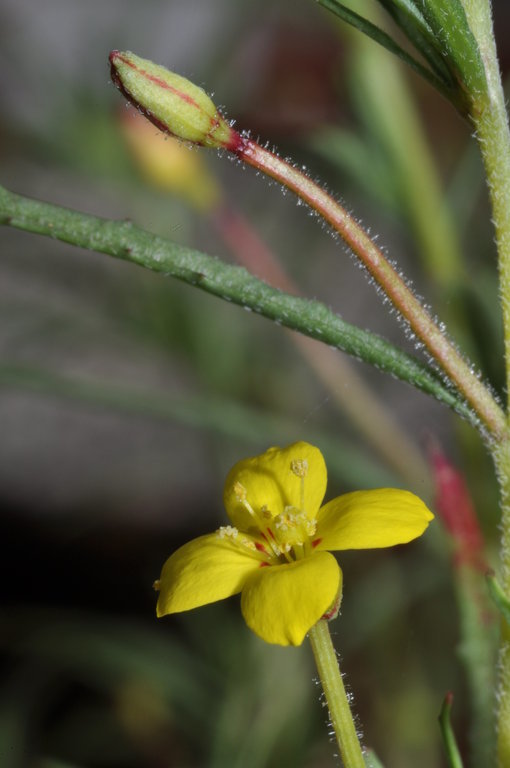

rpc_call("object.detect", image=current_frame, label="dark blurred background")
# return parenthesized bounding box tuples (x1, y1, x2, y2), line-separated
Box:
(1, 1, 509, 766)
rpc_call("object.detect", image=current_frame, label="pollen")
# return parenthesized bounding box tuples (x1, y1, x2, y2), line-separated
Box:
(291, 458, 308, 477)
(152, 579, 161, 591)
(217, 525, 239, 539)
(234, 482, 247, 502)
(272, 508, 313, 551)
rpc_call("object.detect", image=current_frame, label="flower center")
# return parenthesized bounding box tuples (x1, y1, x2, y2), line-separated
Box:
(217, 457, 317, 564)
(274, 507, 316, 546)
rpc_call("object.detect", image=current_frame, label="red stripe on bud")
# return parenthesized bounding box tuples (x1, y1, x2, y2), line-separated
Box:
(109, 50, 243, 152)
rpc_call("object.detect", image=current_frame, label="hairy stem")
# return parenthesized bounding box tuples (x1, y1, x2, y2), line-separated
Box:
(462, 0, 510, 404)
(236, 139, 505, 439)
(308, 621, 365, 768)
(460, 3, 510, 765)
(494, 440, 510, 768)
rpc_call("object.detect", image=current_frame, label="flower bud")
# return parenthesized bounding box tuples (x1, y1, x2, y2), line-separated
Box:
(109, 50, 241, 151)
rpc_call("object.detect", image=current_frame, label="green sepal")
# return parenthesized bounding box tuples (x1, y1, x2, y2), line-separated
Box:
(414, 0, 487, 97)
(317, 0, 450, 98)
(438, 693, 465, 768)
(487, 572, 510, 627)
(319, 0, 487, 114)
(376, 0, 454, 85)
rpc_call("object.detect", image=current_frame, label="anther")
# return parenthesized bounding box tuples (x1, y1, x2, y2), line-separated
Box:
(291, 458, 308, 478)
(234, 482, 247, 501)
(152, 579, 161, 591)
(217, 525, 239, 539)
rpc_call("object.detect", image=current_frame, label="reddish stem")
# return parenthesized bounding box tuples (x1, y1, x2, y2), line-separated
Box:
(233, 136, 505, 439)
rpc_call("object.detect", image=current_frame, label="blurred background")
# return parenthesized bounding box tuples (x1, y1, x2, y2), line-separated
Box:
(1, 0, 510, 766)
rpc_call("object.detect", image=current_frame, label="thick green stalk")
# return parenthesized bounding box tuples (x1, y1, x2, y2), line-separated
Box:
(494, 440, 510, 768)
(460, 3, 510, 765)
(308, 621, 365, 768)
(0, 184, 476, 424)
(462, 0, 510, 400)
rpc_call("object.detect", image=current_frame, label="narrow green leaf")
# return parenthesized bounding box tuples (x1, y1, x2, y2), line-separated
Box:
(376, 0, 454, 85)
(317, 0, 451, 98)
(438, 693, 465, 768)
(364, 748, 386, 768)
(415, 0, 487, 96)
(487, 572, 510, 627)
(0, 184, 474, 424)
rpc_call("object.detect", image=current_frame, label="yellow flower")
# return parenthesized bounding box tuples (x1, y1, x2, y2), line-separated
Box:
(155, 442, 433, 646)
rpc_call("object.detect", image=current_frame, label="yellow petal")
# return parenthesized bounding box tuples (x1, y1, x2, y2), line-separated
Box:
(156, 533, 260, 617)
(224, 441, 327, 530)
(240, 552, 341, 646)
(315, 489, 434, 551)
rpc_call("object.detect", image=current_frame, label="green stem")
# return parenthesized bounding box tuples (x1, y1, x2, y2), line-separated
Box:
(462, 0, 510, 403)
(460, 4, 510, 765)
(439, 693, 465, 768)
(0, 184, 475, 425)
(494, 440, 510, 768)
(308, 621, 365, 768)
(237, 139, 505, 439)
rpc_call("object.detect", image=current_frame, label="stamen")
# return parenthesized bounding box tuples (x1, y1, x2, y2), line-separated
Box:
(217, 526, 266, 558)
(234, 481, 259, 521)
(275, 516, 289, 531)
(261, 529, 284, 559)
(231, 477, 312, 565)
(152, 579, 161, 591)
